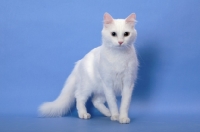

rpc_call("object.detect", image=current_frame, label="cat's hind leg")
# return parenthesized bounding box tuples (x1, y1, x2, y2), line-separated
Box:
(76, 92, 91, 119)
(92, 94, 111, 117)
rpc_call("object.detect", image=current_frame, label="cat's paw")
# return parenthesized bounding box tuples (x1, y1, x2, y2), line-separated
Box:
(110, 115, 119, 121)
(119, 117, 130, 124)
(78, 113, 91, 119)
(104, 111, 111, 117)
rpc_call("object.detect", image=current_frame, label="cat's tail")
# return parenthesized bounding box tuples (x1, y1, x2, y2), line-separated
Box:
(38, 74, 76, 117)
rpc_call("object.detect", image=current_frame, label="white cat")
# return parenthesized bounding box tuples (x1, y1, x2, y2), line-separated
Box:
(39, 13, 138, 124)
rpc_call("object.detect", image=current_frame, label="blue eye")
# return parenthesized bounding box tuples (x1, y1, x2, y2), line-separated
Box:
(111, 32, 117, 37)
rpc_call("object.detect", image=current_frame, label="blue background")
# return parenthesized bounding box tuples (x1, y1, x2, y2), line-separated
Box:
(1, 0, 200, 131)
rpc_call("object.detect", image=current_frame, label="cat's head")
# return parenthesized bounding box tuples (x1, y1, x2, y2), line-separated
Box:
(102, 13, 137, 48)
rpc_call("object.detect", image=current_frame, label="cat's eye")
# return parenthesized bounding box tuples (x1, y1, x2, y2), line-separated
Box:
(124, 32, 130, 37)
(111, 32, 117, 37)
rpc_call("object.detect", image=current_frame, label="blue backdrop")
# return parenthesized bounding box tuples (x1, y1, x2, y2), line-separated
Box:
(0, 0, 200, 131)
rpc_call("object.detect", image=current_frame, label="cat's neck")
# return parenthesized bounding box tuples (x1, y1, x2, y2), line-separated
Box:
(99, 43, 135, 68)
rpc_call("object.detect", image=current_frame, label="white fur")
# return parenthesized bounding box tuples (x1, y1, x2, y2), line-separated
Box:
(38, 13, 138, 124)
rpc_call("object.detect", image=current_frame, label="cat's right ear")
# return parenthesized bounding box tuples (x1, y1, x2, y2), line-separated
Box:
(103, 12, 113, 25)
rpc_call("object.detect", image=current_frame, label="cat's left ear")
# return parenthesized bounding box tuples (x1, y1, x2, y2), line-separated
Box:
(125, 13, 137, 25)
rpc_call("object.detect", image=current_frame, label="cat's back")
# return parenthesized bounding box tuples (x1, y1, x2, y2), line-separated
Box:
(75, 46, 101, 72)
(83, 46, 101, 62)
(73, 46, 102, 88)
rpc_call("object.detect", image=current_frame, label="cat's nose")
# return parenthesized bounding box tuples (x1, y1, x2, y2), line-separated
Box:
(118, 41, 123, 45)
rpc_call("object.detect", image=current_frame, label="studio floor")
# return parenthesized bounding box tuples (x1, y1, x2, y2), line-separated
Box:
(1, 113, 200, 132)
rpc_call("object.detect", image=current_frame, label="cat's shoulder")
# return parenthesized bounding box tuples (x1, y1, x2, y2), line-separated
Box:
(87, 46, 101, 55)
(81, 46, 101, 60)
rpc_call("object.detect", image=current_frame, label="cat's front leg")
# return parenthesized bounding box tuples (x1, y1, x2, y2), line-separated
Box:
(119, 80, 134, 124)
(102, 82, 119, 121)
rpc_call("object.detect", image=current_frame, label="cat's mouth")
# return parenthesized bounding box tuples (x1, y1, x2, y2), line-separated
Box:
(117, 44, 124, 47)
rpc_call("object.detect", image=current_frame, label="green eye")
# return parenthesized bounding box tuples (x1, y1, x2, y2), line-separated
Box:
(111, 32, 117, 37)
(124, 32, 130, 37)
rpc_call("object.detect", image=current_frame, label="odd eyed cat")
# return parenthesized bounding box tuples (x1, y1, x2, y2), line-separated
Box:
(39, 13, 138, 124)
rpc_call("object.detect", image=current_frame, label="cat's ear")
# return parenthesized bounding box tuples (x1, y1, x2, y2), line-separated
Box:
(103, 12, 114, 24)
(125, 13, 137, 25)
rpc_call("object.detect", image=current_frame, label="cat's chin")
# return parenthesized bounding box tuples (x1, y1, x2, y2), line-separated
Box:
(115, 44, 129, 48)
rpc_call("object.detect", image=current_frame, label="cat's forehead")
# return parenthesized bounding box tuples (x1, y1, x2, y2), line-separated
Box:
(113, 19, 125, 26)
(110, 19, 131, 31)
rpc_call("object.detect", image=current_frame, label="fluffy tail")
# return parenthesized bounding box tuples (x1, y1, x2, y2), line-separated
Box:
(38, 75, 76, 117)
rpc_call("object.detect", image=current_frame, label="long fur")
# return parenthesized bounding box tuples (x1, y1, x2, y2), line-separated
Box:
(38, 13, 138, 124)
(39, 73, 76, 117)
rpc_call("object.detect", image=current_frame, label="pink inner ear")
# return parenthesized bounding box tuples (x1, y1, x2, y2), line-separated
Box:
(104, 12, 113, 24)
(125, 13, 136, 23)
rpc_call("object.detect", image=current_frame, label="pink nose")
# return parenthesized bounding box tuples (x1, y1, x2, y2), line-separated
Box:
(118, 41, 123, 45)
